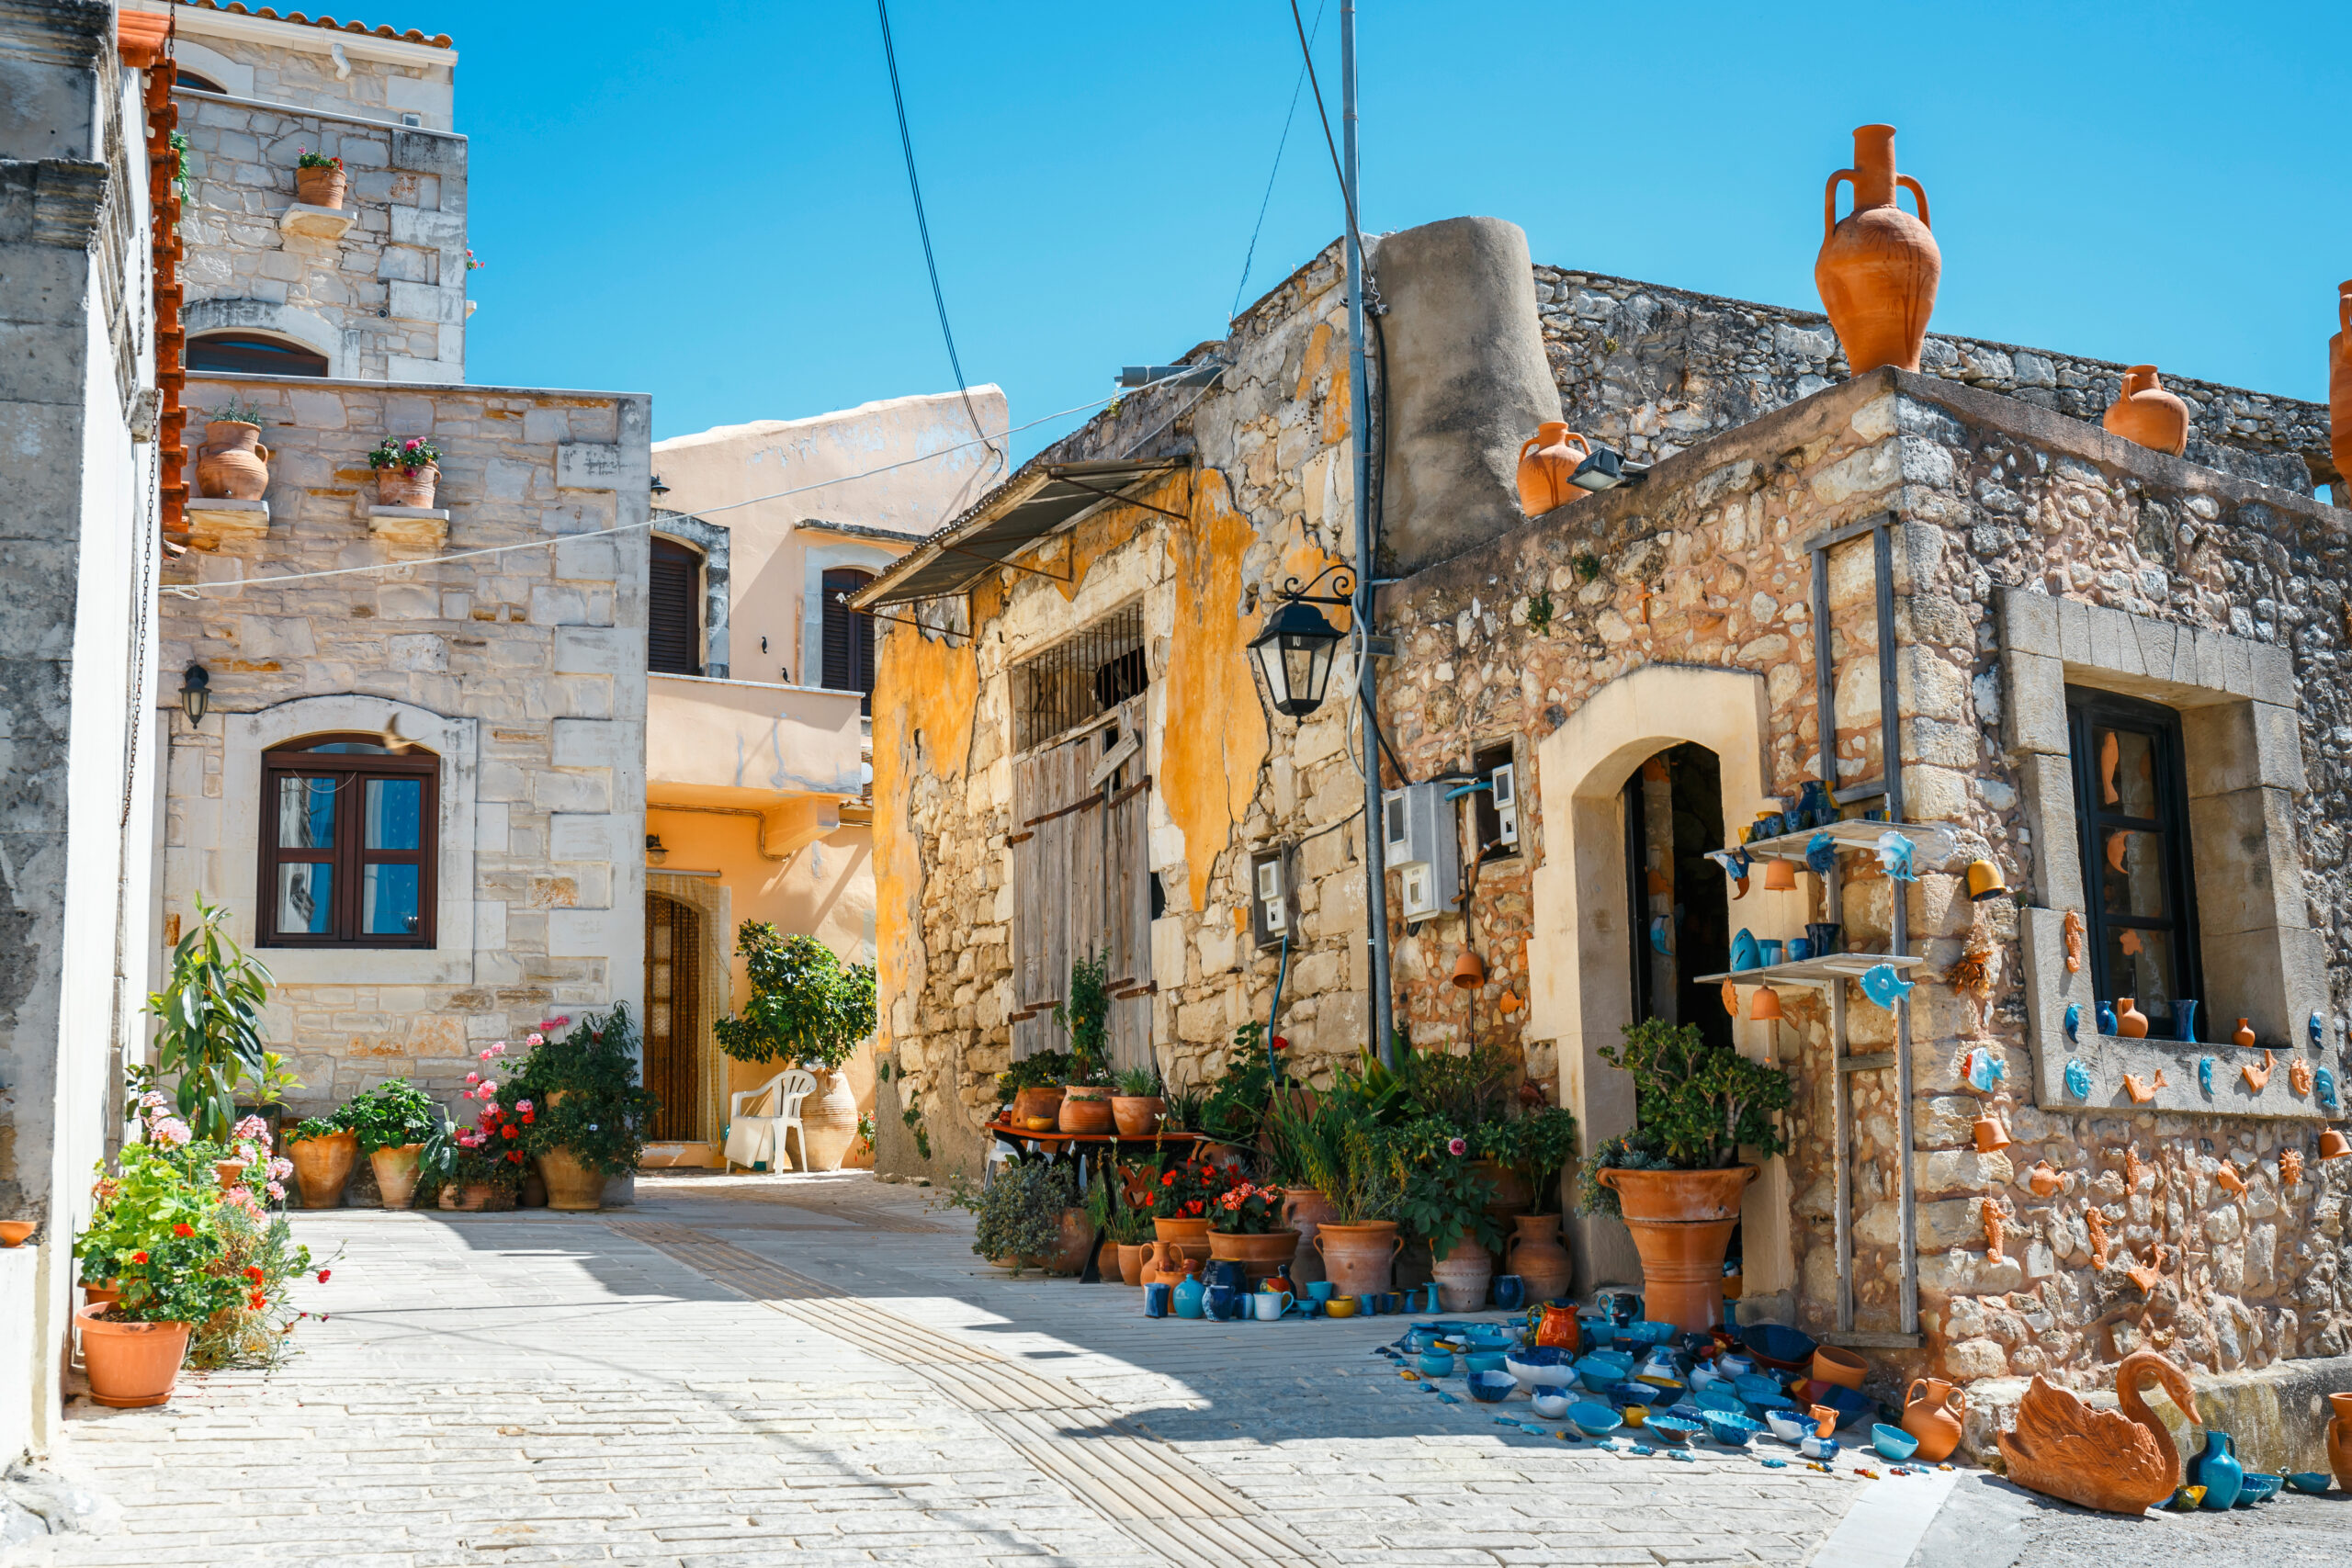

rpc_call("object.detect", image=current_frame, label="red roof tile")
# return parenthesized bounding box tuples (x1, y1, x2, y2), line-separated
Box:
(173, 0, 453, 50)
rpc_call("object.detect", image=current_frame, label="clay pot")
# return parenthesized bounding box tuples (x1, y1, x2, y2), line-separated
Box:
(1096, 1238, 1120, 1279)
(0, 1221, 35, 1247)
(1902, 1377, 1967, 1462)
(437, 1182, 492, 1212)
(2327, 1391, 2352, 1489)
(83, 1280, 121, 1309)
(1116, 1242, 1149, 1286)
(1059, 1086, 1114, 1135)
(2322, 1130, 2352, 1162)
(1593, 1165, 1759, 1334)
(1009, 1085, 1065, 1126)
(1815, 124, 1939, 375)
(1471, 1158, 1533, 1220)
(369, 1144, 424, 1209)
(1045, 1208, 1093, 1276)
(1152, 1214, 1213, 1270)
(76, 1306, 191, 1408)
(518, 1169, 548, 1208)
(2329, 282, 2352, 488)
(1972, 1114, 2011, 1154)
(2234, 1018, 2257, 1049)
(1207, 1227, 1301, 1286)
(1813, 1345, 1868, 1390)
(196, 420, 270, 501)
(2102, 366, 2189, 456)
(2117, 998, 2150, 1040)
(799, 1068, 859, 1170)
(1430, 1235, 1495, 1313)
(1503, 1213, 1575, 1303)
(293, 162, 346, 209)
(375, 462, 439, 509)
(1141, 1240, 1187, 1288)
(1515, 422, 1593, 516)
(287, 1128, 358, 1208)
(1281, 1186, 1338, 1285)
(536, 1146, 608, 1211)
(1450, 948, 1487, 989)
(1312, 1220, 1404, 1299)
(1110, 1095, 1164, 1137)
(213, 1159, 250, 1191)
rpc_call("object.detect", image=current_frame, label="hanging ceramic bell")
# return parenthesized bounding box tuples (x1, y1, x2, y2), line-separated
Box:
(1749, 986, 1784, 1021)
(1762, 859, 1797, 892)
(1971, 1113, 2010, 1153)
(1451, 949, 1486, 989)
(2320, 1129, 2351, 1162)
(1964, 860, 2008, 902)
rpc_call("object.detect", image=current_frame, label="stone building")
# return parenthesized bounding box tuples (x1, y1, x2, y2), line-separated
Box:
(863, 208, 2352, 1461)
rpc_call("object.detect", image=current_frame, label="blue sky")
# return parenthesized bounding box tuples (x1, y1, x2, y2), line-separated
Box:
(458, 2, 2352, 461)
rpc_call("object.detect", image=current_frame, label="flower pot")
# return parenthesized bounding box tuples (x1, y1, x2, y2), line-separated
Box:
(1116, 1241, 1149, 1286)
(1594, 1165, 1759, 1334)
(0, 1221, 33, 1247)
(83, 1280, 121, 1310)
(213, 1159, 250, 1192)
(1153, 1214, 1213, 1270)
(1815, 124, 1939, 375)
(1813, 1345, 1868, 1390)
(1503, 1213, 1575, 1303)
(1206, 1227, 1301, 1286)
(2327, 1392, 2352, 1488)
(519, 1168, 548, 1207)
(1010, 1085, 1065, 1125)
(375, 462, 439, 509)
(76, 1306, 192, 1408)
(2102, 366, 2189, 456)
(1096, 1238, 1120, 1279)
(799, 1067, 859, 1170)
(1471, 1158, 1532, 1219)
(196, 420, 271, 501)
(1430, 1235, 1495, 1313)
(1312, 1220, 1404, 1299)
(438, 1182, 492, 1212)
(287, 1128, 358, 1208)
(368, 1144, 424, 1209)
(1515, 422, 1594, 517)
(1110, 1094, 1164, 1137)
(1059, 1085, 1114, 1135)
(537, 1146, 608, 1211)
(294, 163, 346, 209)
(1045, 1207, 1093, 1276)
(1281, 1185, 1338, 1286)
(1902, 1377, 1967, 1463)
(2330, 282, 2352, 487)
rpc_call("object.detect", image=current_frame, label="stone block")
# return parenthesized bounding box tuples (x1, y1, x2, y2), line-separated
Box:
(2187, 787, 2301, 936)
(2000, 650, 2066, 756)
(2000, 587, 2059, 658)
(474, 801, 511, 852)
(1149, 915, 1187, 991)
(2055, 597, 2092, 664)
(388, 204, 466, 248)
(554, 536, 618, 583)
(389, 128, 461, 174)
(556, 442, 625, 490)
(386, 280, 466, 325)
(548, 717, 618, 769)
(546, 908, 617, 958)
(548, 812, 626, 863)
(474, 898, 507, 953)
(2250, 641, 2295, 707)
(552, 626, 637, 676)
(2018, 753, 2082, 908)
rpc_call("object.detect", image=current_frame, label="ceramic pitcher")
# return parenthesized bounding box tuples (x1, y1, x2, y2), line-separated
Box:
(1901, 1377, 1966, 1462)
(2327, 1391, 2352, 1488)
(1515, 422, 1593, 517)
(2188, 1429, 2244, 1509)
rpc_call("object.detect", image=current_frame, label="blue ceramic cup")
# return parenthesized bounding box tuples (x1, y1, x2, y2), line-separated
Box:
(1787, 937, 1812, 963)
(1206, 1283, 1237, 1320)
(1377, 1292, 1400, 1314)
(1306, 1281, 1335, 1303)
(1145, 1282, 1170, 1318)
(1758, 940, 1784, 966)
(1357, 1295, 1379, 1318)
(1492, 1275, 1526, 1310)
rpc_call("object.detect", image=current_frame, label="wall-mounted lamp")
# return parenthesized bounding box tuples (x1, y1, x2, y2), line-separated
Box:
(1568, 442, 1649, 493)
(645, 833, 667, 866)
(1247, 564, 1352, 719)
(179, 664, 210, 727)
(650, 474, 671, 496)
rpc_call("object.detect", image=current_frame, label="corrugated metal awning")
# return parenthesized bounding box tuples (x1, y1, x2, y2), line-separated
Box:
(849, 457, 1190, 609)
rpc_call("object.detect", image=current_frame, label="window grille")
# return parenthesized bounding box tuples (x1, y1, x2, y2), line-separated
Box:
(1011, 603, 1148, 751)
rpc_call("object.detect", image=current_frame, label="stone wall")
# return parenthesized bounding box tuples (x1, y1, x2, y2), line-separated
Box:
(131, 1, 458, 129)
(164, 373, 650, 1121)
(176, 90, 469, 382)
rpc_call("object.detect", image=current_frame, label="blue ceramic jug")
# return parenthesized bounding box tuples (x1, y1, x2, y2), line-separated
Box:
(1172, 1272, 1206, 1319)
(2188, 1429, 2243, 1509)
(1207, 1259, 1248, 1293)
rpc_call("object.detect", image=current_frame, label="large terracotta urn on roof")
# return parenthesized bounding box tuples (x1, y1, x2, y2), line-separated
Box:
(1815, 125, 1939, 376)
(2102, 366, 2190, 456)
(2330, 281, 2352, 488)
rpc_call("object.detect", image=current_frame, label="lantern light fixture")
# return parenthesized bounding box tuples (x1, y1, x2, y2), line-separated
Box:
(1247, 564, 1353, 719)
(179, 664, 209, 728)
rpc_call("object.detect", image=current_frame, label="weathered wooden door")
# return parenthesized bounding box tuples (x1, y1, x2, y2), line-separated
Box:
(644, 893, 707, 1141)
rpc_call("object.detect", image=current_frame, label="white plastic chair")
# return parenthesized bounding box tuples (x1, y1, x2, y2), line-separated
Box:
(723, 1068, 814, 1173)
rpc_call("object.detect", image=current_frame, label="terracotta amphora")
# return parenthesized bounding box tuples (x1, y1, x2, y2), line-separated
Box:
(287, 1128, 358, 1208)
(2233, 1017, 2256, 1048)
(197, 420, 271, 500)
(2102, 366, 2190, 456)
(2117, 998, 2149, 1039)
(1815, 124, 1939, 375)
(1903, 1377, 1967, 1462)
(2326, 1391, 2352, 1488)
(2329, 281, 2352, 488)
(1515, 422, 1593, 516)
(1503, 1213, 1576, 1303)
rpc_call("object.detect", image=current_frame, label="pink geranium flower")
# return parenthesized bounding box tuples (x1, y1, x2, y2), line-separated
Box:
(1447, 1136, 1467, 1156)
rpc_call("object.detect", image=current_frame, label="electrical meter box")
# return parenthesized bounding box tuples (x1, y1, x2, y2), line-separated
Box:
(1381, 782, 1459, 920)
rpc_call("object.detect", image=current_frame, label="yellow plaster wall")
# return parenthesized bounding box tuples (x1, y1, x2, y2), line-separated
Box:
(872, 616, 980, 1049)
(1161, 470, 1271, 911)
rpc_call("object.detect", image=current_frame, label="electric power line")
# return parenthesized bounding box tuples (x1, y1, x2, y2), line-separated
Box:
(1230, 0, 1328, 321)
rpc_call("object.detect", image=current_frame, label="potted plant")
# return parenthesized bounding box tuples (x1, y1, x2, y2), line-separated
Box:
(714, 923, 874, 1170)
(284, 1108, 358, 1208)
(1110, 1063, 1164, 1138)
(73, 1140, 237, 1407)
(1295, 1094, 1409, 1299)
(1098, 1167, 1158, 1285)
(1482, 1100, 1581, 1303)
(1261, 1087, 1348, 1284)
(513, 1010, 658, 1208)
(189, 1161, 326, 1371)
(416, 1111, 521, 1212)
(293, 145, 345, 209)
(1050, 953, 1116, 1134)
(956, 1156, 1078, 1273)
(345, 1077, 439, 1209)
(1147, 1152, 1236, 1271)
(1205, 1178, 1297, 1283)
(997, 1050, 1075, 1130)
(148, 897, 273, 1145)
(196, 398, 271, 501)
(1581, 1019, 1792, 1333)
(368, 434, 443, 508)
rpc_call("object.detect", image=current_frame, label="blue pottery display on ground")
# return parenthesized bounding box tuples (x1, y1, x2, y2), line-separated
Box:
(1466, 1371, 1516, 1404)
(1418, 1350, 1456, 1378)
(1704, 1411, 1764, 1448)
(2287, 1472, 2331, 1494)
(1205, 1282, 1238, 1321)
(1173, 1274, 1205, 1318)
(2235, 1472, 2282, 1506)
(1871, 1424, 1920, 1461)
(2188, 1429, 2245, 1509)
(1567, 1402, 1623, 1438)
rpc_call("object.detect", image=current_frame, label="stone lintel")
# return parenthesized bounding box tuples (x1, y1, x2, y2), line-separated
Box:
(186, 497, 269, 547)
(367, 505, 449, 549)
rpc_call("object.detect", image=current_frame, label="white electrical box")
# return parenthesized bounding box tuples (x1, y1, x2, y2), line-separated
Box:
(1253, 852, 1287, 944)
(1382, 782, 1459, 920)
(1489, 761, 1519, 849)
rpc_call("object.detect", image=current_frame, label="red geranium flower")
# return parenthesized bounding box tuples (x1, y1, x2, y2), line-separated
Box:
(244, 1265, 264, 1283)
(247, 1292, 266, 1310)
(502, 1124, 516, 1139)
(1271, 1035, 1288, 1050)
(130, 1250, 148, 1264)
(1161, 1171, 1176, 1186)
(316, 1269, 331, 1283)
(506, 1150, 524, 1163)
(172, 1224, 193, 1237)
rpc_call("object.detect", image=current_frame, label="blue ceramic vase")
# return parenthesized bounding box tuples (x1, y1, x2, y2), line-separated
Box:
(1172, 1273, 1205, 1319)
(2098, 999, 2119, 1036)
(2177, 999, 2199, 1043)
(2188, 1429, 2244, 1509)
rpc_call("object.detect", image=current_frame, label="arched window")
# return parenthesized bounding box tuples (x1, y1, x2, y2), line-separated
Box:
(648, 536, 703, 676)
(187, 332, 330, 378)
(821, 567, 876, 712)
(175, 70, 228, 93)
(258, 733, 438, 947)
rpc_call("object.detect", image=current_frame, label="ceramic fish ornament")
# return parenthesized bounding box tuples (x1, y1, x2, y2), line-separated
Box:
(1649, 917, 1673, 955)
(2312, 1013, 2328, 1048)
(1805, 832, 1838, 878)
(1860, 963, 1915, 1010)
(2281, 1148, 2306, 1185)
(2244, 1050, 2275, 1094)
(2199, 1056, 2215, 1096)
(2292, 1057, 2315, 1098)
(1731, 929, 1763, 971)
(1966, 1049, 2007, 1093)
(2122, 1070, 2166, 1104)
(1875, 830, 1918, 882)
(1721, 979, 1741, 1017)
(2214, 1163, 2248, 1196)
(2318, 1066, 2339, 1111)
(2064, 1002, 2081, 1043)
(1704, 848, 1754, 899)
(2064, 1058, 2093, 1100)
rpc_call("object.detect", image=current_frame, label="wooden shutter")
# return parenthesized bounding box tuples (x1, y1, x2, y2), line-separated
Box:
(649, 538, 701, 675)
(821, 569, 876, 709)
(1102, 695, 1154, 1073)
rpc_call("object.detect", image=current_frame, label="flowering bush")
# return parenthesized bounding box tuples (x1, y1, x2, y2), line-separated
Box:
(294, 147, 342, 170)
(366, 435, 441, 473)
(506, 1009, 659, 1177)
(1207, 1179, 1288, 1235)
(74, 1142, 218, 1304)
(187, 1188, 324, 1370)
(343, 1077, 438, 1153)
(1148, 1154, 1241, 1221)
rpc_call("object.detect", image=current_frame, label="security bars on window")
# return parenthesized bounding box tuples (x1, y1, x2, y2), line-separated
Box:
(1011, 603, 1148, 752)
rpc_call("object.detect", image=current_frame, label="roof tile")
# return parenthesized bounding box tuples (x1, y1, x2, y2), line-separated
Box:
(174, 0, 453, 50)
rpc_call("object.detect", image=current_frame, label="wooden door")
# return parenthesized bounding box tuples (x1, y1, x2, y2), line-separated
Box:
(644, 894, 706, 1140)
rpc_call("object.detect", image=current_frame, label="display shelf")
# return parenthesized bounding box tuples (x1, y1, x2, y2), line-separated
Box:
(1694, 953, 1928, 991)
(1739, 818, 1946, 864)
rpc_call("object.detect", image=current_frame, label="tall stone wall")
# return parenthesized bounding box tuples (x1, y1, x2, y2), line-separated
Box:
(135, 3, 457, 128)
(164, 374, 649, 1121)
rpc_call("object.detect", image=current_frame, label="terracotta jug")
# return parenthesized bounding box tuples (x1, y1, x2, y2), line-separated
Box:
(1515, 422, 1592, 516)
(1902, 1377, 1967, 1462)
(2327, 1391, 2352, 1488)
(1815, 124, 1939, 375)
(2102, 366, 2189, 456)
(2329, 281, 2352, 487)
(2117, 998, 2149, 1039)
(196, 419, 271, 500)
(2233, 1017, 2256, 1048)
(1503, 1213, 1575, 1303)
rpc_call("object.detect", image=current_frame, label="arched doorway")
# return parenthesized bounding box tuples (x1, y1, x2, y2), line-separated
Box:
(1623, 742, 1732, 1048)
(644, 893, 709, 1142)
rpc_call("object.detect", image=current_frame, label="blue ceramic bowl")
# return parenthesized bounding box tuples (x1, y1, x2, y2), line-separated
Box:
(1734, 1373, 1791, 1404)
(1715, 1351, 1757, 1377)
(1567, 1401, 1623, 1438)
(1609, 1381, 1656, 1407)
(1503, 1346, 1572, 1390)
(1823, 1385, 1876, 1424)
(2287, 1472, 2331, 1495)
(1463, 1325, 1515, 1350)
(1579, 1316, 1616, 1347)
(1530, 1386, 1573, 1419)
(1741, 1322, 1819, 1371)
(1466, 1370, 1517, 1404)
(1464, 1351, 1508, 1375)
(1763, 1409, 1811, 1443)
(1645, 1415, 1703, 1446)
(1703, 1411, 1765, 1448)
(1416, 1350, 1456, 1378)
(2235, 1473, 2283, 1506)
(1624, 1320, 1679, 1347)
(1747, 1392, 1799, 1415)
(1634, 1377, 1688, 1404)
(1695, 1384, 1748, 1415)
(1583, 1348, 1635, 1374)
(1871, 1424, 1920, 1462)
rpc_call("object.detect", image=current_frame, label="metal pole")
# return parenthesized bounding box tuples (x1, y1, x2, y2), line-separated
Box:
(1340, 0, 1392, 1068)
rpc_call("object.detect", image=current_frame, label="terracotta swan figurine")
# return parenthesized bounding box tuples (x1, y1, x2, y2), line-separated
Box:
(1997, 1351, 2195, 1514)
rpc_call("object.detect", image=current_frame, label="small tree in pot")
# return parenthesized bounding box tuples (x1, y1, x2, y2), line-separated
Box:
(148, 896, 273, 1145)
(1579, 1019, 1792, 1333)
(715, 923, 875, 1171)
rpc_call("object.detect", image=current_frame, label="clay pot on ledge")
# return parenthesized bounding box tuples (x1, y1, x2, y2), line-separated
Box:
(2102, 365, 2190, 456)
(1058, 1085, 1114, 1135)
(1109, 1094, 1164, 1138)
(1815, 124, 1939, 375)
(1008, 1085, 1064, 1127)
(375, 462, 440, 509)
(1593, 1165, 1759, 1334)
(77, 1306, 193, 1408)
(287, 1127, 358, 1208)
(1515, 422, 1594, 517)
(369, 1143, 424, 1209)
(196, 420, 271, 500)
(2117, 998, 2150, 1040)
(293, 161, 347, 209)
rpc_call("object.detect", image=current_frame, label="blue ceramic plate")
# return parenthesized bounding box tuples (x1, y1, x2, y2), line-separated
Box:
(1645, 1415, 1703, 1446)
(2287, 1472, 2331, 1495)
(1465, 1370, 1517, 1404)
(1566, 1401, 1623, 1438)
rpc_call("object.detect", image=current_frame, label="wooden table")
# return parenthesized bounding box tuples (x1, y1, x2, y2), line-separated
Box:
(979, 1121, 1213, 1281)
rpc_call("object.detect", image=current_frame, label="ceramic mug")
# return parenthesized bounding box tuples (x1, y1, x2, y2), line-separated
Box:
(1145, 1282, 1170, 1318)
(1377, 1292, 1400, 1314)
(1206, 1283, 1237, 1320)
(1306, 1281, 1335, 1303)
(1758, 940, 1784, 966)
(1786, 937, 1813, 963)
(1492, 1275, 1526, 1311)
(1253, 1290, 1294, 1321)
(1806, 922, 1842, 954)
(1358, 1295, 1381, 1317)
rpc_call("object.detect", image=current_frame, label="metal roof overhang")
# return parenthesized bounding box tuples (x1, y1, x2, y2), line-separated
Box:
(849, 457, 1190, 609)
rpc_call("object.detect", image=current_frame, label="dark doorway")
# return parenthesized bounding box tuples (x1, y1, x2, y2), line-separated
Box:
(1623, 742, 1731, 1051)
(643, 894, 706, 1142)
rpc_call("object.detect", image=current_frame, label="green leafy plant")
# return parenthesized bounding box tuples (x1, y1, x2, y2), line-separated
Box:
(713, 923, 876, 1073)
(1261, 1087, 1348, 1190)
(1149, 1151, 1240, 1220)
(1114, 1064, 1162, 1099)
(1297, 1117, 1408, 1226)
(1479, 1104, 1581, 1214)
(967, 1156, 1072, 1271)
(1400, 1039, 1514, 1131)
(1394, 1121, 1503, 1258)
(287, 1112, 347, 1144)
(995, 1049, 1077, 1106)
(512, 1007, 661, 1177)
(206, 397, 267, 427)
(1573, 552, 1603, 582)
(1051, 952, 1112, 1074)
(366, 434, 442, 473)
(245, 1051, 305, 1110)
(74, 1143, 217, 1291)
(148, 896, 274, 1143)
(343, 1077, 439, 1153)
(1197, 1029, 1274, 1147)
(899, 1093, 932, 1161)
(1596, 1017, 1792, 1170)
(1527, 586, 1554, 636)
(1207, 1179, 1287, 1235)
(294, 146, 342, 170)
(188, 1199, 322, 1371)
(1577, 1130, 1676, 1218)
(168, 129, 191, 207)
(1161, 1083, 1205, 1134)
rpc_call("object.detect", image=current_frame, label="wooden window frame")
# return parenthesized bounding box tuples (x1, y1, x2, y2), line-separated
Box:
(649, 536, 705, 677)
(2065, 685, 2203, 1029)
(256, 733, 440, 949)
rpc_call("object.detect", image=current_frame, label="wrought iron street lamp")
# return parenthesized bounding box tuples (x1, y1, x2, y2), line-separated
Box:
(1248, 567, 1352, 718)
(179, 664, 209, 727)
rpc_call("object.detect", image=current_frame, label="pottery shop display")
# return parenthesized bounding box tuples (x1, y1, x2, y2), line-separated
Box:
(1902, 1378, 1967, 1462)
(1058, 1085, 1114, 1135)
(196, 419, 271, 501)
(2187, 1429, 2246, 1510)
(1515, 423, 1595, 516)
(1815, 124, 1939, 374)
(1597, 1165, 1757, 1335)
(2102, 367, 2190, 456)
(1206, 1226, 1300, 1286)
(1998, 1351, 2194, 1514)
(1812, 1346, 1867, 1391)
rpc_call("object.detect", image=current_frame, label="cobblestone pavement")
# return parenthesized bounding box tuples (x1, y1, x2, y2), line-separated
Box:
(28, 1172, 1902, 1566)
(1908, 1469, 2351, 1568)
